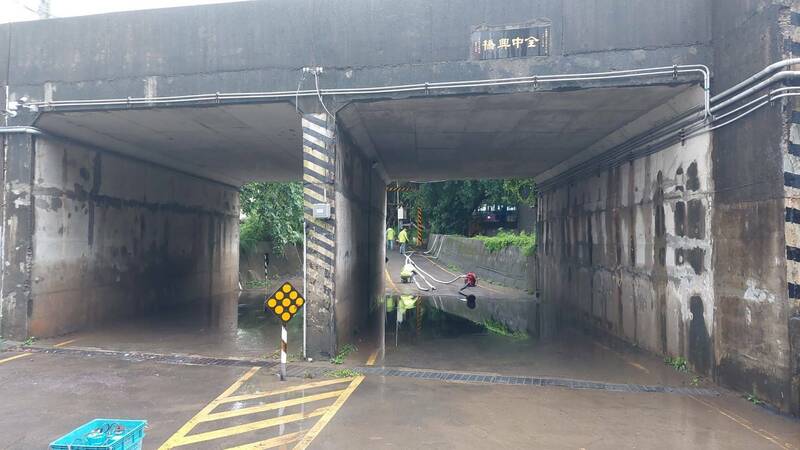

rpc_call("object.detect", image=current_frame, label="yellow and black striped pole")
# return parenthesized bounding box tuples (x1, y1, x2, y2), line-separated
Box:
(416, 207, 423, 247)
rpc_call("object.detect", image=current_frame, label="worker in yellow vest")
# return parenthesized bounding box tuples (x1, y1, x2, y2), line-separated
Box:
(386, 225, 396, 251)
(397, 225, 409, 254)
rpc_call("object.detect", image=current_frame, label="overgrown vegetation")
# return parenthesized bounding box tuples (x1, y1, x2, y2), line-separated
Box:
(744, 391, 764, 405)
(401, 179, 536, 235)
(663, 356, 688, 372)
(690, 376, 702, 387)
(240, 182, 303, 253)
(475, 230, 537, 256)
(330, 344, 358, 364)
(267, 349, 303, 363)
(243, 279, 270, 289)
(327, 368, 361, 378)
(483, 318, 528, 339)
(22, 336, 36, 346)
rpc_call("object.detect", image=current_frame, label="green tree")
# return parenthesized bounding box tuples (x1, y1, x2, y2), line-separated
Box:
(240, 182, 303, 253)
(401, 178, 536, 235)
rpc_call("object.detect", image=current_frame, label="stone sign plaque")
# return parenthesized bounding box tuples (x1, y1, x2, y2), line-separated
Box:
(471, 22, 551, 60)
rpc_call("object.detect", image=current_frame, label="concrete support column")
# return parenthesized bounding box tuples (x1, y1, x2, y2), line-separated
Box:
(301, 113, 337, 357)
(301, 112, 388, 356)
(0, 134, 35, 339)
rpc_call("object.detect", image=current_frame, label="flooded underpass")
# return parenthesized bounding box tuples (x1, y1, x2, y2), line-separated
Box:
(379, 294, 701, 388)
(36, 291, 306, 361)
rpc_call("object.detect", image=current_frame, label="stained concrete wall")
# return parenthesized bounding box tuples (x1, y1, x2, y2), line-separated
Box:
(710, 0, 798, 414)
(334, 128, 386, 348)
(19, 137, 239, 338)
(0, 134, 35, 339)
(538, 87, 715, 376)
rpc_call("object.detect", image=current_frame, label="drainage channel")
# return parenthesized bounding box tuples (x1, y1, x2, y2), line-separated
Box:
(353, 366, 720, 397)
(5, 346, 719, 397)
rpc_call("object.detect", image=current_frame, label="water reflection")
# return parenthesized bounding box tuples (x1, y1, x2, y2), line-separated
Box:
(55, 291, 304, 359)
(381, 294, 537, 349)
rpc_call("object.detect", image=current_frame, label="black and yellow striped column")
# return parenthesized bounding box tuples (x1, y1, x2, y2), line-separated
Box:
(416, 207, 423, 247)
(302, 112, 336, 355)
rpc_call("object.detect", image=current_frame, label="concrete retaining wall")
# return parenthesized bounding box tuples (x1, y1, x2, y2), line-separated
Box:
(27, 137, 239, 337)
(430, 234, 535, 292)
(239, 242, 301, 284)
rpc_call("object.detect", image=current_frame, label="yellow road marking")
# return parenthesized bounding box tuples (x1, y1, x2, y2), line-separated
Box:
(159, 366, 261, 449)
(593, 342, 650, 374)
(293, 376, 365, 450)
(219, 378, 352, 404)
(0, 353, 32, 365)
(174, 407, 327, 447)
(627, 362, 650, 374)
(225, 430, 304, 450)
(424, 256, 458, 276)
(53, 338, 78, 348)
(384, 268, 399, 292)
(200, 389, 345, 422)
(366, 349, 379, 366)
(688, 395, 794, 449)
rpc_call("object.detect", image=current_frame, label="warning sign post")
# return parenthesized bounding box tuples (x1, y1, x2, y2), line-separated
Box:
(265, 282, 305, 380)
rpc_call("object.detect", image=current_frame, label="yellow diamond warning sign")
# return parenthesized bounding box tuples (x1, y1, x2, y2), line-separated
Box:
(265, 282, 305, 322)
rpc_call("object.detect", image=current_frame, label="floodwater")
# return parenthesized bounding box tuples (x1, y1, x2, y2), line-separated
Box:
(40, 291, 305, 360)
(379, 294, 695, 387)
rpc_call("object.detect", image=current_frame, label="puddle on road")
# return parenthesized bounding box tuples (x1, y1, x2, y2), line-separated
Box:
(377, 294, 692, 386)
(52, 291, 304, 359)
(378, 294, 543, 369)
(381, 294, 537, 343)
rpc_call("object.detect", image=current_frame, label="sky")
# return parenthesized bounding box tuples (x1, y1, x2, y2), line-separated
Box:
(2, 0, 247, 24)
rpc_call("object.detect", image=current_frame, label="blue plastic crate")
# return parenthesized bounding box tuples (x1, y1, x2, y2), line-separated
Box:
(50, 419, 146, 450)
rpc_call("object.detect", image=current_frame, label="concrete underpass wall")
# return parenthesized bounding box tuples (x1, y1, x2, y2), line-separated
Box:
(538, 90, 715, 376)
(26, 137, 239, 338)
(0, 134, 35, 339)
(710, 0, 798, 414)
(334, 128, 386, 348)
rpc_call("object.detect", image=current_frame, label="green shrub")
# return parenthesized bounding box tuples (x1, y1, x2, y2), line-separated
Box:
(239, 182, 303, 254)
(330, 344, 358, 365)
(327, 369, 360, 378)
(664, 356, 688, 372)
(475, 231, 537, 256)
(483, 318, 528, 339)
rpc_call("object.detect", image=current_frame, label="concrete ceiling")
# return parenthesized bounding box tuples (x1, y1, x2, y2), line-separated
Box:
(35, 102, 302, 186)
(33, 84, 692, 187)
(337, 84, 692, 181)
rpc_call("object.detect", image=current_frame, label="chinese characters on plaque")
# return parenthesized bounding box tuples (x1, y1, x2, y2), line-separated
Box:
(471, 24, 551, 60)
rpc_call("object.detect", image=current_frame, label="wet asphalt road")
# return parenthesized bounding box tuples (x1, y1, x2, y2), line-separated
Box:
(1, 290, 798, 449)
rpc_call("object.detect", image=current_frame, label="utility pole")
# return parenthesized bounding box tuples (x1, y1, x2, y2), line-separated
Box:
(37, 0, 50, 19)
